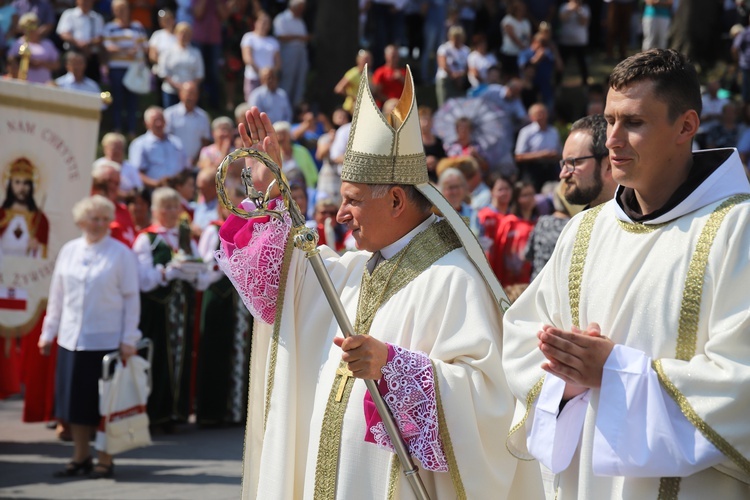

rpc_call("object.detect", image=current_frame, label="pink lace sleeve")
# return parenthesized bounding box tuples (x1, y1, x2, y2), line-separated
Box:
(215, 198, 291, 324)
(363, 344, 448, 472)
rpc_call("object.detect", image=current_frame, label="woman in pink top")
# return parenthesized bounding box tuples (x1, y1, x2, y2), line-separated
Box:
(11, 13, 59, 84)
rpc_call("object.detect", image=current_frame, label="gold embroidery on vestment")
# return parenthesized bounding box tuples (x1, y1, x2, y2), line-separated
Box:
(657, 476, 681, 500)
(433, 360, 467, 499)
(386, 454, 400, 500)
(505, 376, 545, 460)
(656, 194, 750, 495)
(313, 220, 461, 499)
(568, 204, 604, 327)
(675, 194, 750, 362)
(616, 219, 669, 233)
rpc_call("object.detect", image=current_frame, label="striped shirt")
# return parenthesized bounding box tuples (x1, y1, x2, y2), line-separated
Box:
(103, 20, 148, 68)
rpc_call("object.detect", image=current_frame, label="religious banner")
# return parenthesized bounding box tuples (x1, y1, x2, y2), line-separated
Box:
(0, 80, 100, 404)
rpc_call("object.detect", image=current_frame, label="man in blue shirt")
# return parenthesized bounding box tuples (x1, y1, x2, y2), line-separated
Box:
(54, 51, 101, 95)
(247, 68, 292, 124)
(129, 106, 187, 188)
(515, 102, 562, 190)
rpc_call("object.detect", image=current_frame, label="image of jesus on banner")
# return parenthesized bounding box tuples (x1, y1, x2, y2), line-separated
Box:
(0, 157, 49, 259)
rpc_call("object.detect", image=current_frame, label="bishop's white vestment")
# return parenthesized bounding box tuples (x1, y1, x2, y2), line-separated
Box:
(217, 204, 540, 499)
(503, 148, 750, 499)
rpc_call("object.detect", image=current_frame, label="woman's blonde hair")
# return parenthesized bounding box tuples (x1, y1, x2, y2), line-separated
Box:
(72, 194, 115, 225)
(151, 186, 180, 209)
(18, 13, 39, 32)
(101, 132, 126, 149)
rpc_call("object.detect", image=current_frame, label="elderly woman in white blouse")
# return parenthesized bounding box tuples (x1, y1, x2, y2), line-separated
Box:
(38, 195, 141, 480)
(158, 21, 204, 109)
(132, 187, 209, 431)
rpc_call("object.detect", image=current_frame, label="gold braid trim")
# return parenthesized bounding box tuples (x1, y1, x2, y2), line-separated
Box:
(657, 477, 681, 500)
(262, 232, 296, 431)
(616, 219, 669, 233)
(433, 360, 467, 499)
(0, 92, 101, 120)
(675, 194, 750, 361)
(656, 194, 750, 497)
(654, 360, 750, 485)
(568, 204, 605, 327)
(386, 454, 401, 500)
(313, 359, 358, 500)
(505, 376, 545, 460)
(342, 151, 428, 185)
(313, 220, 462, 498)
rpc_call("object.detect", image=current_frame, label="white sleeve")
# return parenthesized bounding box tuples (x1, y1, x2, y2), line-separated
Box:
(93, 14, 104, 37)
(119, 248, 142, 347)
(592, 344, 725, 477)
(527, 374, 590, 473)
(197, 225, 224, 286)
(40, 245, 67, 343)
(132, 233, 166, 292)
(198, 225, 219, 261)
(157, 49, 169, 78)
(515, 127, 529, 154)
(272, 16, 283, 36)
(194, 49, 205, 80)
(56, 11, 71, 35)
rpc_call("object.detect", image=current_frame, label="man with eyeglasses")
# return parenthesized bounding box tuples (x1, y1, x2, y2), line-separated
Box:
(559, 114, 617, 209)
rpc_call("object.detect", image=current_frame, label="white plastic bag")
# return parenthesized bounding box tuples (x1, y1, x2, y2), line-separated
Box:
(123, 50, 151, 95)
(95, 354, 152, 455)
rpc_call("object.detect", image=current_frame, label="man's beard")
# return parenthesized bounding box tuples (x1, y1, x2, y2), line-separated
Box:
(564, 168, 604, 206)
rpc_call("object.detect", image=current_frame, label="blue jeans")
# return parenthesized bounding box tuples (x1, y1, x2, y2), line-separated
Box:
(369, 3, 405, 68)
(194, 42, 221, 108)
(162, 91, 179, 109)
(421, 3, 447, 84)
(743, 68, 750, 104)
(109, 66, 138, 134)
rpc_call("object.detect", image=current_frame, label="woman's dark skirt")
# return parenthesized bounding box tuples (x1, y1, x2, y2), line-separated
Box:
(55, 347, 112, 426)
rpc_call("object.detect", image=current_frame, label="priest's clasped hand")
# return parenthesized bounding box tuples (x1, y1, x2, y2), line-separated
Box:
(537, 323, 614, 394)
(333, 334, 389, 380)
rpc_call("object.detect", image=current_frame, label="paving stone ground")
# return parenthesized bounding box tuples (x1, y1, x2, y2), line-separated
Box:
(0, 396, 243, 500)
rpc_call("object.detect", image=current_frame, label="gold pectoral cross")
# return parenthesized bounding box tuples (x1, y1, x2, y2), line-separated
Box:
(335, 365, 353, 402)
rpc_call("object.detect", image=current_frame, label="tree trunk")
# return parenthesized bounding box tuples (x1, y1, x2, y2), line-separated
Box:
(670, 0, 723, 71)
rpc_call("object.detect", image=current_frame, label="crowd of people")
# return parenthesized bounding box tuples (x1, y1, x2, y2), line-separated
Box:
(4, 0, 750, 488)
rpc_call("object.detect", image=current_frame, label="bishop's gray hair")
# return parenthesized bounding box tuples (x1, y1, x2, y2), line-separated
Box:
(369, 184, 433, 213)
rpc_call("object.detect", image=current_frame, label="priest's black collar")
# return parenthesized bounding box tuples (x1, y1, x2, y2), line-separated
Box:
(616, 149, 732, 222)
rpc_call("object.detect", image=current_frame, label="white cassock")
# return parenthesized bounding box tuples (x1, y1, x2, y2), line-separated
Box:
(503, 148, 750, 499)
(217, 207, 540, 500)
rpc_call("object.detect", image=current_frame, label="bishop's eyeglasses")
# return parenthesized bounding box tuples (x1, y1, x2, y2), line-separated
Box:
(559, 154, 602, 174)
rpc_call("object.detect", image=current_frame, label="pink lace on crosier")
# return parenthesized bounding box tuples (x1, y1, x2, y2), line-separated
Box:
(364, 344, 448, 472)
(215, 198, 291, 324)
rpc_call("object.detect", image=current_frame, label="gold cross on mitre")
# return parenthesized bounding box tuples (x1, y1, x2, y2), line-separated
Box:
(335, 364, 354, 402)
